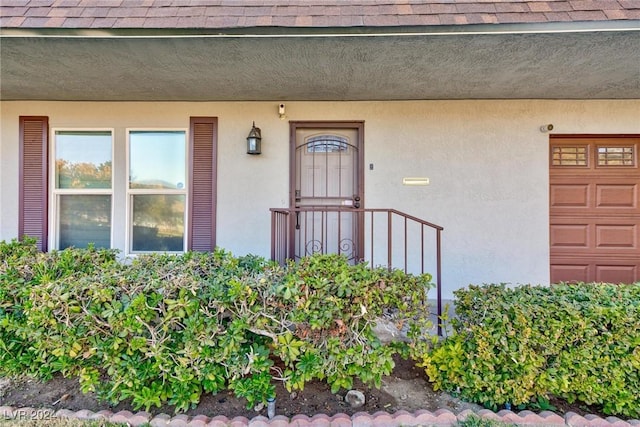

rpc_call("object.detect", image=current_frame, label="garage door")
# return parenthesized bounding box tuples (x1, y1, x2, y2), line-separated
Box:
(550, 136, 640, 284)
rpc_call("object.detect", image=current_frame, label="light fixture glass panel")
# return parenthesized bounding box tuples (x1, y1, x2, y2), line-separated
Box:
(131, 194, 185, 252)
(248, 137, 259, 153)
(55, 131, 112, 189)
(58, 194, 111, 249)
(129, 131, 186, 189)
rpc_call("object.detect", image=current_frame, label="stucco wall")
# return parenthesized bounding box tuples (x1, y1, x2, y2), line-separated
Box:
(1, 100, 639, 298)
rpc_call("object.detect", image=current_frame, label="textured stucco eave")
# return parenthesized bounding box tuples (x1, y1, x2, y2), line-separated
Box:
(2, 29, 639, 102)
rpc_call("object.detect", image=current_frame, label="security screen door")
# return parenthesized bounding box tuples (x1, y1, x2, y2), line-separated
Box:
(291, 122, 364, 262)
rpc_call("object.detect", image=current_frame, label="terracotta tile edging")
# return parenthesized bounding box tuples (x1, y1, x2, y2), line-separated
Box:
(0, 406, 639, 426)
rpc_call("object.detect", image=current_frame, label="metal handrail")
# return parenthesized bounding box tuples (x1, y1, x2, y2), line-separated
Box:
(270, 207, 444, 335)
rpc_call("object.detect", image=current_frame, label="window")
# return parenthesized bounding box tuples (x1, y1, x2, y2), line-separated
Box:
(24, 116, 216, 254)
(306, 135, 349, 153)
(128, 131, 187, 253)
(597, 146, 635, 166)
(50, 129, 188, 253)
(551, 145, 588, 166)
(52, 130, 113, 249)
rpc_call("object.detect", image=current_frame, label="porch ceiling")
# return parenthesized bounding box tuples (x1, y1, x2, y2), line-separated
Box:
(1, 30, 639, 101)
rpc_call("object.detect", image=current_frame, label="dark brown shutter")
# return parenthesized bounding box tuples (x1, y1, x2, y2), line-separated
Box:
(19, 116, 49, 252)
(189, 117, 217, 251)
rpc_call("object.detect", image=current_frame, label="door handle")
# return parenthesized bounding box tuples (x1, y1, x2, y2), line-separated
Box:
(353, 195, 361, 209)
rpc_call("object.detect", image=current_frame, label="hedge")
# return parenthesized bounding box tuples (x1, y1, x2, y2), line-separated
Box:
(419, 283, 640, 418)
(0, 239, 434, 412)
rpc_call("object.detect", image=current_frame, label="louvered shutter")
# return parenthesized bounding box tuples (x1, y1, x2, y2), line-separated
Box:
(19, 116, 49, 252)
(189, 117, 217, 251)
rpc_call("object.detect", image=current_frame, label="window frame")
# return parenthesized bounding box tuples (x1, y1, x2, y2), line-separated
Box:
(550, 144, 589, 167)
(595, 144, 636, 168)
(49, 128, 115, 251)
(125, 128, 190, 255)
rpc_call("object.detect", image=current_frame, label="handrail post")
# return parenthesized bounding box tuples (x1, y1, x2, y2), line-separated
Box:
(403, 216, 408, 273)
(370, 211, 374, 267)
(436, 228, 442, 336)
(282, 211, 289, 263)
(270, 210, 276, 262)
(421, 224, 425, 275)
(387, 210, 392, 270)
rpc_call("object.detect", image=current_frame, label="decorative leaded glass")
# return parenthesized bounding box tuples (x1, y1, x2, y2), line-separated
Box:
(306, 135, 349, 153)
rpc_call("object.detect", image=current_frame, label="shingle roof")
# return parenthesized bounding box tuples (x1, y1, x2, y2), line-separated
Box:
(1, 0, 639, 30)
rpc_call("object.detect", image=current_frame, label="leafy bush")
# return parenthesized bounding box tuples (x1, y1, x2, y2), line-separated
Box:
(0, 241, 434, 412)
(0, 238, 118, 377)
(418, 283, 640, 418)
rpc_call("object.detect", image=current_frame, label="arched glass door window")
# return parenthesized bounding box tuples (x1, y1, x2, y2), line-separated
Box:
(306, 135, 349, 153)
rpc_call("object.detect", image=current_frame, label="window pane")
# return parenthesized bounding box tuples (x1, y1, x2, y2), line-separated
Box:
(55, 131, 112, 189)
(306, 135, 349, 153)
(131, 194, 185, 252)
(598, 146, 634, 166)
(129, 131, 186, 189)
(551, 146, 588, 166)
(58, 195, 111, 249)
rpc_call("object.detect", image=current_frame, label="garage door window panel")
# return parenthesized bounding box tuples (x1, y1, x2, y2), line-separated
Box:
(597, 146, 635, 167)
(551, 145, 588, 167)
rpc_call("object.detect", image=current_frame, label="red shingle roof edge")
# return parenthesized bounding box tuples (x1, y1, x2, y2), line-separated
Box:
(1, 1, 639, 30)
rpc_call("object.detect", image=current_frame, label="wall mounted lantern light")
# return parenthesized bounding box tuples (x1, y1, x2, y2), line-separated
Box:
(246, 121, 262, 155)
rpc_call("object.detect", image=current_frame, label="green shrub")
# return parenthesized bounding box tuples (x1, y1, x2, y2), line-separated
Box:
(0, 238, 118, 377)
(0, 242, 434, 412)
(418, 283, 640, 418)
(275, 255, 434, 393)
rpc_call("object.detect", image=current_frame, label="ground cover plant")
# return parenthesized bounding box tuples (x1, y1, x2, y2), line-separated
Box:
(457, 415, 516, 427)
(0, 239, 434, 413)
(420, 282, 640, 418)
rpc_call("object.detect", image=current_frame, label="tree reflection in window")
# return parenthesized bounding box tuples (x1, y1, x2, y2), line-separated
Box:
(128, 131, 187, 253)
(54, 130, 113, 249)
(55, 131, 112, 189)
(57, 160, 112, 189)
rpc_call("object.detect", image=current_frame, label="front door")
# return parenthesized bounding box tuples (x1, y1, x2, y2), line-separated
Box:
(290, 122, 364, 261)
